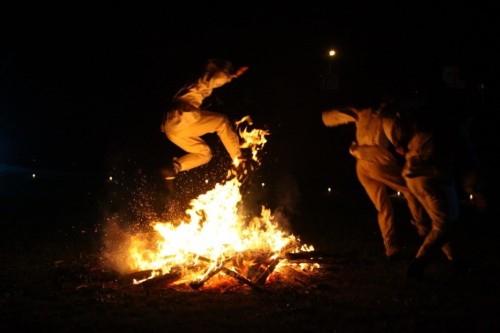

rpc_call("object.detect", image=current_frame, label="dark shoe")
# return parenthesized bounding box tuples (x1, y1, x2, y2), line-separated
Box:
(161, 161, 179, 197)
(161, 166, 177, 180)
(406, 258, 426, 279)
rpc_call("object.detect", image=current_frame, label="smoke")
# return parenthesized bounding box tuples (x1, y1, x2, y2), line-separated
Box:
(100, 214, 161, 274)
(100, 216, 137, 274)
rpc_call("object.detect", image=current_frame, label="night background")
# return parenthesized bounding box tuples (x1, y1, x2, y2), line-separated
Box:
(2, 3, 499, 174)
(1, 2, 500, 332)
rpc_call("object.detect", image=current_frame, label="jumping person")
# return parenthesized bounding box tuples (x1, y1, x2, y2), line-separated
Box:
(161, 59, 249, 194)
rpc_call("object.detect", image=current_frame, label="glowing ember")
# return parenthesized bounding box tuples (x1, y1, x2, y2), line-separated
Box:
(103, 116, 317, 289)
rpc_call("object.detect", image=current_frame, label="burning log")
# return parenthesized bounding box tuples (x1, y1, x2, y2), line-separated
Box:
(120, 270, 154, 284)
(122, 249, 325, 291)
(251, 258, 281, 285)
(124, 267, 185, 288)
(187, 251, 276, 291)
(189, 267, 222, 290)
(220, 267, 265, 292)
(140, 270, 183, 289)
(187, 248, 318, 290)
(122, 247, 329, 291)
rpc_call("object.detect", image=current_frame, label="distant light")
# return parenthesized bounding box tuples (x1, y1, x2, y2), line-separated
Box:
(329, 49, 336, 57)
(397, 191, 401, 196)
(32, 173, 36, 179)
(261, 182, 265, 187)
(205, 179, 209, 184)
(470, 194, 474, 201)
(108, 176, 113, 181)
(327, 187, 332, 193)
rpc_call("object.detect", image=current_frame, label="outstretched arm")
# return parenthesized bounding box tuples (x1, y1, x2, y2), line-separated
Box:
(233, 66, 249, 78)
(322, 108, 357, 127)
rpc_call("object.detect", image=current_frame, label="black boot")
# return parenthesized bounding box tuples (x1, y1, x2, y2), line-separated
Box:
(161, 160, 180, 180)
(162, 161, 180, 193)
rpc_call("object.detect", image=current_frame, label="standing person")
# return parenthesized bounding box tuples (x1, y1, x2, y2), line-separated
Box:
(160, 59, 249, 192)
(389, 105, 479, 278)
(322, 97, 426, 261)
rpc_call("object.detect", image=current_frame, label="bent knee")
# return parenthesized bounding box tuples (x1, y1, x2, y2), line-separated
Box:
(197, 148, 213, 164)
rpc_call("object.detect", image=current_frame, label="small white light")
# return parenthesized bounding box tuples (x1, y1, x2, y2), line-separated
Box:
(329, 49, 336, 57)
(397, 191, 401, 196)
(32, 173, 36, 179)
(327, 187, 332, 193)
(469, 194, 474, 201)
(261, 182, 265, 187)
(205, 179, 209, 184)
(108, 176, 113, 181)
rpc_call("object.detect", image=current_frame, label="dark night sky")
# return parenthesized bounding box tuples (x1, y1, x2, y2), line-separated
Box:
(1, 2, 499, 174)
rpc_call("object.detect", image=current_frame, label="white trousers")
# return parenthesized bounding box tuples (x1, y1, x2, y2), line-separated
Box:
(356, 159, 426, 257)
(405, 175, 459, 261)
(164, 110, 241, 171)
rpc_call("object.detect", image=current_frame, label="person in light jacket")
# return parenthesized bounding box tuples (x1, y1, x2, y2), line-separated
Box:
(161, 59, 249, 188)
(322, 98, 426, 260)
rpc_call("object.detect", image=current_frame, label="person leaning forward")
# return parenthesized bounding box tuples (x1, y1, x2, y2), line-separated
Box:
(322, 99, 426, 261)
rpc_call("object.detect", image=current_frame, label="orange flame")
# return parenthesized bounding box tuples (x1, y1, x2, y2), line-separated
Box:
(105, 116, 317, 288)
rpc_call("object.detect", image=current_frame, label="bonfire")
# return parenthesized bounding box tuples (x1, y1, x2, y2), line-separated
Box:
(103, 116, 319, 291)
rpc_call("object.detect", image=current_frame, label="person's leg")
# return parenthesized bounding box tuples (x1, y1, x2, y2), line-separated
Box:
(166, 112, 215, 171)
(195, 111, 241, 162)
(167, 133, 212, 171)
(357, 161, 399, 257)
(378, 163, 429, 235)
(408, 177, 450, 259)
(405, 176, 455, 278)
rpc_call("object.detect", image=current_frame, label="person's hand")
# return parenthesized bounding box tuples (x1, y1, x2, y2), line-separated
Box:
(234, 66, 249, 77)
